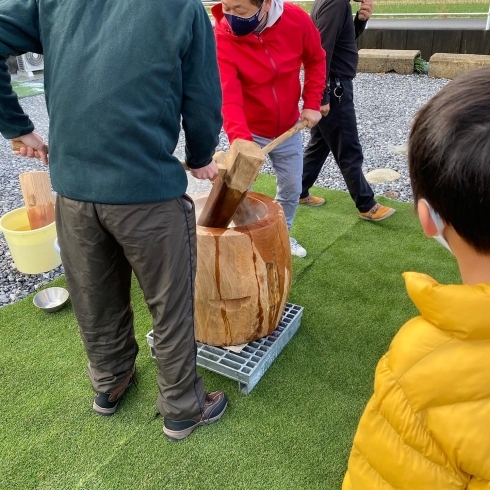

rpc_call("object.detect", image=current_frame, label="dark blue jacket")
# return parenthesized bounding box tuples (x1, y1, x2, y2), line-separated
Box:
(0, 0, 222, 204)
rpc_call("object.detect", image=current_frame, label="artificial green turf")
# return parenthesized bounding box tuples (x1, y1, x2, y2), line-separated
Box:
(0, 175, 460, 489)
(12, 80, 45, 98)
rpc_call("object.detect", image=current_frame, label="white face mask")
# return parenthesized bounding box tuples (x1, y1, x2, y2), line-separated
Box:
(419, 198, 453, 254)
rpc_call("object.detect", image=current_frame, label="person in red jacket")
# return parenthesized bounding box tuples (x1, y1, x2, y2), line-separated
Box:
(212, 0, 326, 258)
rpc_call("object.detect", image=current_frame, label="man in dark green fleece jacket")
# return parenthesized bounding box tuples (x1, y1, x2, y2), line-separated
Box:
(0, 0, 228, 440)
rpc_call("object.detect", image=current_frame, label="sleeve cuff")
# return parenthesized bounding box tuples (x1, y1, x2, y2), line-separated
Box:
(2, 124, 35, 141)
(184, 155, 213, 170)
(302, 100, 321, 112)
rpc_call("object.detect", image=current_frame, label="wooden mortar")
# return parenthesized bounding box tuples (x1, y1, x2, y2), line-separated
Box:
(194, 191, 292, 346)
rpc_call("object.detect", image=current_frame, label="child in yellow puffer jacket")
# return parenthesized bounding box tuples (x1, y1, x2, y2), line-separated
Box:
(343, 67, 490, 490)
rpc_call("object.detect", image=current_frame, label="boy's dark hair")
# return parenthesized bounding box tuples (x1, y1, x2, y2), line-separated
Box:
(408, 67, 490, 253)
(250, 0, 264, 8)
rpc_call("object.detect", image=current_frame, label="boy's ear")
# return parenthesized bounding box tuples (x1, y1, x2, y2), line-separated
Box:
(417, 200, 439, 238)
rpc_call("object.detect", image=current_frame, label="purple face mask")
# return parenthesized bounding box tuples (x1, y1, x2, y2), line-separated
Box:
(224, 3, 266, 36)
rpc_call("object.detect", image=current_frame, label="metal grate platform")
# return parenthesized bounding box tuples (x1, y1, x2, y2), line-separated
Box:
(146, 303, 303, 394)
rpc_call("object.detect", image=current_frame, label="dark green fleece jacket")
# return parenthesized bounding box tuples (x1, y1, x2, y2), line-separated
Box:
(0, 0, 222, 204)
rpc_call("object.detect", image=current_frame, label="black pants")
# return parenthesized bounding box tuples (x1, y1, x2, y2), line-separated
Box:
(301, 78, 376, 213)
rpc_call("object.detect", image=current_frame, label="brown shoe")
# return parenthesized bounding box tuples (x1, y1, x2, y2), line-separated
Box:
(93, 365, 137, 416)
(299, 194, 325, 207)
(163, 391, 228, 441)
(359, 203, 395, 222)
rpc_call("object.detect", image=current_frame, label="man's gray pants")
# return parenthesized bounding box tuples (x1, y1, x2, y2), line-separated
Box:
(252, 131, 303, 231)
(55, 194, 206, 420)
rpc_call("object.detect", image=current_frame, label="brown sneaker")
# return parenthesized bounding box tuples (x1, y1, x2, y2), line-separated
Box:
(299, 194, 325, 207)
(163, 391, 228, 441)
(93, 365, 137, 416)
(359, 203, 395, 222)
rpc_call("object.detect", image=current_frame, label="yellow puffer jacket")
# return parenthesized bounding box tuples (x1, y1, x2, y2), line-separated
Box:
(343, 272, 490, 490)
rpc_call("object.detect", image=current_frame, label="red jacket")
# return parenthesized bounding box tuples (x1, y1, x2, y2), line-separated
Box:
(212, 3, 326, 142)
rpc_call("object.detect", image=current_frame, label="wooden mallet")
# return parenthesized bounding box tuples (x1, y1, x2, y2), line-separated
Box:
(197, 120, 308, 229)
(11, 140, 54, 230)
(18, 171, 55, 230)
(12, 120, 308, 230)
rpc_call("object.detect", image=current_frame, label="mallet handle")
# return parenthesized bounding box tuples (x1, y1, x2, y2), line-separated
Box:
(11, 140, 228, 178)
(11, 139, 49, 154)
(12, 120, 308, 173)
(261, 120, 308, 155)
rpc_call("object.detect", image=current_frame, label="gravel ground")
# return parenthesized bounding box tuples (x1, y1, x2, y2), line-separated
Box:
(0, 72, 449, 306)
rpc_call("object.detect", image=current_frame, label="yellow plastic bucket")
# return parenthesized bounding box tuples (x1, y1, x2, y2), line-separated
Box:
(0, 207, 61, 274)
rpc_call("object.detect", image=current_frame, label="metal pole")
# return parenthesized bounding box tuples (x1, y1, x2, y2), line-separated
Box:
(486, 6, 490, 30)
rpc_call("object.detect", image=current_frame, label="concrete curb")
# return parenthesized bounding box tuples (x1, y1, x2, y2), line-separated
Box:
(428, 53, 490, 79)
(358, 49, 421, 75)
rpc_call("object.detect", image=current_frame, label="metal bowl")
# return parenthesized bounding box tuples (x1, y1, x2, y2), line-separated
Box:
(33, 287, 69, 313)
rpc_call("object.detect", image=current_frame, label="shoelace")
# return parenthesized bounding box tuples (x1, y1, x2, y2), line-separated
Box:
(365, 203, 381, 218)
